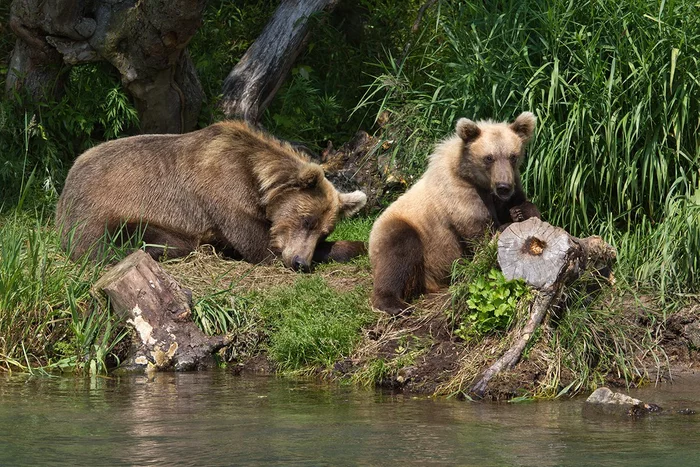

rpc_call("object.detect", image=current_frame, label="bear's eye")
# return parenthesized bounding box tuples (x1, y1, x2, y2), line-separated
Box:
(484, 155, 495, 164)
(302, 217, 318, 230)
(509, 154, 519, 164)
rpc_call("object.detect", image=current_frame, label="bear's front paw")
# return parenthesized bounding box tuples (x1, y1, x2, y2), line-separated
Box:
(313, 240, 367, 264)
(372, 293, 414, 318)
(510, 206, 525, 222)
(509, 201, 541, 223)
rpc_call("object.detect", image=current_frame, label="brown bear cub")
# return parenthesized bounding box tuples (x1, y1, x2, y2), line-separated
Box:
(369, 112, 541, 315)
(56, 121, 367, 270)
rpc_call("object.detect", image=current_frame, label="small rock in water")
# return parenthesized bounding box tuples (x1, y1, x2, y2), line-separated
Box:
(583, 387, 662, 417)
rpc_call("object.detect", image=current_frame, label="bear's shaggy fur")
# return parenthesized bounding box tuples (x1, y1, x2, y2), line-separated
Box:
(369, 112, 539, 315)
(56, 121, 367, 269)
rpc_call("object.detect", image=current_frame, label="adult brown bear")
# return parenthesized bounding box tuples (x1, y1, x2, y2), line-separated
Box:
(369, 112, 541, 315)
(56, 121, 367, 270)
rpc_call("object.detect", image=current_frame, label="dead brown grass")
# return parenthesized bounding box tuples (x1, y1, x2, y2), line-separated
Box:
(162, 245, 372, 297)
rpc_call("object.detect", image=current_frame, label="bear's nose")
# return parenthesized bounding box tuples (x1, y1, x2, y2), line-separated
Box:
(291, 256, 311, 273)
(495, 183, 513, 200)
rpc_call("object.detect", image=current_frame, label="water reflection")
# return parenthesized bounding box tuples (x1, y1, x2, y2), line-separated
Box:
(0, 371, 699, 466)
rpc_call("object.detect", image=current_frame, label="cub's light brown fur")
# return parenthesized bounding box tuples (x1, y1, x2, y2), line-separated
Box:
(369, 112, 537, 315)
(56, 121, 366, 269)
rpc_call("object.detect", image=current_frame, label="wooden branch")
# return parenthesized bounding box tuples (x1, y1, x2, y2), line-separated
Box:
(412, 0, 439, 33)
(219, 0, 338, 122)
(471, 289, 556, 397)
(470, 218, 616, 397)
(94, 250, 229, 371)
(398, 0, 439, 68)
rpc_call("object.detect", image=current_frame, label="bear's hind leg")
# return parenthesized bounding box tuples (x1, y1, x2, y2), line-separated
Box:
(135, 224, 199, 260)
(371, 218, 425, 316)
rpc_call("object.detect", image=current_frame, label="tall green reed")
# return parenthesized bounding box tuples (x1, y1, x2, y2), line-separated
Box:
(358, 0, 699, 234)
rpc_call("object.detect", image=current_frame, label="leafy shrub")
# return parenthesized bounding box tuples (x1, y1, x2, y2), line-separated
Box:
(451, 269, 531, 339)
(264, 66, 344, 148)
(0, 64, 138, 206)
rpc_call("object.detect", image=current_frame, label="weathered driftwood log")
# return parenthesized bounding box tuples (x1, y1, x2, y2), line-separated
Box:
(94, 250, 228, 372)
(220, 0, 338, 122)
(470, 217, 616, 397)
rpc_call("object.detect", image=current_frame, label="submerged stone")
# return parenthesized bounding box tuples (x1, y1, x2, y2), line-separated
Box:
(583, 387, 662, 418)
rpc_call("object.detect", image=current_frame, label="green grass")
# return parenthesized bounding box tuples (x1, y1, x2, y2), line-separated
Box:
(328, 215, 376, 243)
(538, 279, 666, 397)
(610, 189, 700, 299)
(0, 211, 375, 375)
(255, 276, 373, 371)
(0, 214, 126, 374)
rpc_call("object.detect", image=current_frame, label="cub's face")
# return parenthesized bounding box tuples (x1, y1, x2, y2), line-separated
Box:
(268, 166, 366, 271)
(456, 112, 536, 200)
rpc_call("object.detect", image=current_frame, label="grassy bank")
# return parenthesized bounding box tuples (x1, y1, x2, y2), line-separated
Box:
(0, 211, 696, 399)
(0, 213, 124, 374)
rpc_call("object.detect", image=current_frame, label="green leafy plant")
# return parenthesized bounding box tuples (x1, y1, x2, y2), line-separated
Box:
(452, 269, 531, 339)
(1, 63, 138, 205)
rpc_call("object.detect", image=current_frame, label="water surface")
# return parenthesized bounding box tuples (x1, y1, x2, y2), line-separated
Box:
(1, 371, 699, 466)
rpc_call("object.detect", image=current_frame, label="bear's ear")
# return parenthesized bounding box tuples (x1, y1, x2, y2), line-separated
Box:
(456, 118, 481, 143)
(338, 190, 367, 217)
(510, 111, 536, 142)
(297, 163, 324, 189)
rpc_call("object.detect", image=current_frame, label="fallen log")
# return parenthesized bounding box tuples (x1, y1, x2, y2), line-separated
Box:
(94, 250, 229, 372)
(470, 217, 616, 397)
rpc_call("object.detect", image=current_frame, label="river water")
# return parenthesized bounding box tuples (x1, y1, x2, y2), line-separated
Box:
(0, 371, 698, 466)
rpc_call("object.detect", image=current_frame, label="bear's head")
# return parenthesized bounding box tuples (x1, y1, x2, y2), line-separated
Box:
(266, 163, 366, 271)
(455, 111, 536, 201)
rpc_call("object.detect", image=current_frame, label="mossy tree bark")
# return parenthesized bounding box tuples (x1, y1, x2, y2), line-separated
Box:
(470, 218, 616, 397)
(6, 0, 206, 133)
(94, 250, 229, 371)
(219, 0, 339, 122)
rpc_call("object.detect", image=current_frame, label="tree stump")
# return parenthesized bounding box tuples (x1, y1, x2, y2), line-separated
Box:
(94, 250, 229, 372)
(470, 217, 616, 397)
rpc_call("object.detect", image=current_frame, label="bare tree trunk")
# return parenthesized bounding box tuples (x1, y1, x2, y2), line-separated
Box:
(6, 0, 206, 134)
(5, 2, 74, 100)
(220, 0, 338, 122)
